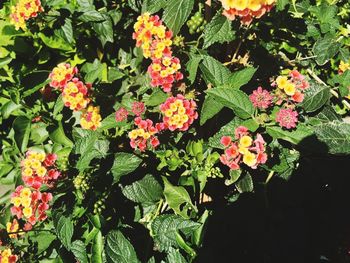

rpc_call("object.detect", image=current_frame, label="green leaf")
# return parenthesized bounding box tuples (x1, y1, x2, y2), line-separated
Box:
(78, 10, 106, 22)
(71, 240, 89, 263)
(31, 232, 57, 254)
(92, 231, 103, 263)
(144, 88, 168, 107)
(314, 121, 350, 154)
(266, 125, 313, 144)
(277, 0, 290, 10)
(301, 82, 330, 112)
(81, 59, 104, 83)
(162, 177, 197, 219)
(186, 55, 202, 84)
(105, 230, 140, 263)
(57, 18, 74, 45)
(142, 0, 167, 14)
(1, 101, 22, 119)
(13, 116, 31, 153)
(206, 87, 254, 119)
(200, 95, 224, 126)
(92, 15, 114, 46)
(236, 173, 253, 193)
(48, 123, 73, 147)
(38, 33, 74, 52)
(225, 169, 242, 186)
(203, 12, 234, 49)
(273, 148, 300, 180)
(54, 214, 74, 250)
(111, 153, 142, 183)
(122, 174, 162, 204)
(163, 0, 194, 36)
(166, 247, 187, 263)
(228, 67, 257, 89)
(151, 214, 200, 251)
(312, 35, 340, 66)
(199, 55, 231, 86)
(30, 122, 49, 144)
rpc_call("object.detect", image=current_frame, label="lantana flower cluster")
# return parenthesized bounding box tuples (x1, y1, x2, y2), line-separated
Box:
(133, 13, 183, 92)
(160, 95, 198, 131)
(0, 248, 18, 263)
(249, 70, 310, 129)
(10, 0, 43, 31)
(220, 126, 267, 170)
(220, 0, 276, 25)
(21, 151, 60, 189)
(5, 151, 60, 245)
(128, 117, 160, 151)
(49, 63, 101, 130)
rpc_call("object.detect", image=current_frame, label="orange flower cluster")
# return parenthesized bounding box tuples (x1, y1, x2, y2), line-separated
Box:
(220, 0, 276, 25)
(49, 64, 101, 130)
(0, 248, 18, 263)
(133, 13, 183, 92)
(10, 0, 43, 31)
(160, 95, 198, 131)
(6, 219, 22, 239)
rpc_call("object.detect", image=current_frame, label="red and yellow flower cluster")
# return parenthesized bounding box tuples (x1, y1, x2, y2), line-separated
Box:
(133, 13, 183, 92)
(160, 95, 198, 131)
(220, 126, 267, 170)
(220, 0, 276, 25)
(49, 63, 101, 130)
(249, 70, 309, 129)
(10, 0, 43, 31)
(128, 117, 160, 151)
(5, 151, 60, 246)
(21, 151, 60, 189)
(0, 248, 18, 263)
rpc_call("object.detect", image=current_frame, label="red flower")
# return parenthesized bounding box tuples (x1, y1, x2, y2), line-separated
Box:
(131, 102, 146, 116)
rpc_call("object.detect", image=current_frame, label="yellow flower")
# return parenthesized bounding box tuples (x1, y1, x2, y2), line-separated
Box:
(165, 109, 173, 117)
(174, 99, 183, 107)
(37, 166, 47, 177)
(248, 0, 262, 11)
(20, 188, 31, 199)
(23, 207, 33, 218)
(37, 152, 46, 162)
(11, 197, 22, 207)
(233, 0, 249, 10)
(221, 0, 236, 9)
(243, 151, 257, 167)
(129, 130, 138, 139)
(31, 159, 41, 170)
(22, 167, 33, 177)
(21, 197, 31, 208)
(284, 83, 296, 96)
(137, 128, 145, 137)
(339, 60, 350, 73)
(170, 103, 178, 112)
(276, 76, 288, 89)
(239, 135, 253, 148)
(152, 63, 161, 72)
(1, 248, 12, 257)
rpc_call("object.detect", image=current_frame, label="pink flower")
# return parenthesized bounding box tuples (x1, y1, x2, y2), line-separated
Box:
(115, 107, 128, 122)
(235, 126, 248, 139)
(43, 153, 57, 167)
(249, 87, 273, 109)
(276, 108, 298, 129)
(131, 102, 145, 116)
(221, 136, 232, 147)
(292, 91, 304, 103)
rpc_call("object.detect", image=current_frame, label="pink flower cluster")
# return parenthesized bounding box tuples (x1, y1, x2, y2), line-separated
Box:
(276, 108, 299, 129)
(249, 86, 273, 109)
(160, 95, 198, 131)
(220, 126, 267, 170)
(128, 117, 160, 152)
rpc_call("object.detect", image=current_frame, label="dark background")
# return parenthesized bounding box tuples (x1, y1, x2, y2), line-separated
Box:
(195, 156, 350, 263)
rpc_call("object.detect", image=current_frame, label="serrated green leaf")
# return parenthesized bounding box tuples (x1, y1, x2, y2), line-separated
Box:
(228, 67, 257, 89)
(206, 87, 254, 119)
(92, 15, 114, 46)
(236, 173, 253, 193)
(301, 82, 330, 112)
(54, 214, 73, 250)
(78, 10, 106, 22)
(122, 174, 162, 204)
(314, 121, 350, 154)
(71, 240, 88, 263)
(162, 177, 197, 219)
(186, 55, 202, 84)
(111, 153, 142, 183)
(163, 0, 194, 36)
(105, 230, 140, 263)
(266, 125, 313, 144)
(142, 0, 167, 14)
(203, 12, 234, 49)
(151, 214, 200, 252)
(312, 35, 340, 66)
(49, 122, 73, 148)
(199, 55, 231, 86)
(200, 95, 224, 126)
(166, 247, 187, 263)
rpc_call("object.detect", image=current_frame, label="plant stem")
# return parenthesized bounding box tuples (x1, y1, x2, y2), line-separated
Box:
(265, 170, 275, 184)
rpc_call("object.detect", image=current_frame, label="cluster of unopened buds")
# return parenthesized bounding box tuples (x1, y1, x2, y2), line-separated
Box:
(220, 0, 276, 25)
(21, 151, 60, 189)
(249, 70, 309, 129)
(0, 248, 18, 263)
(128, 117, 160, 151)
(49, 63, 101, 130)
(160, 95, 198, 131)
(10, 0, 43, 31)
(220, 126, 267, 170)
(133, 13, 183, 92)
